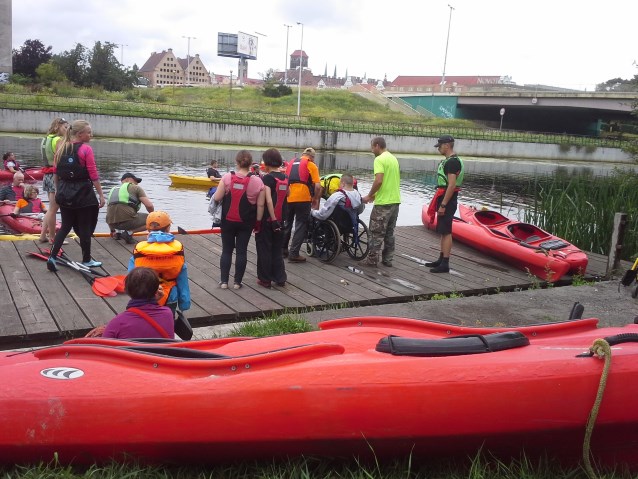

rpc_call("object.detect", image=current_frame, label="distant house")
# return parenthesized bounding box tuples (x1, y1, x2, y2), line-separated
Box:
(139, 48, 212, 87)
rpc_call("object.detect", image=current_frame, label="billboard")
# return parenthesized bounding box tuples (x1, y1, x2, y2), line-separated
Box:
(217, 32, 257, 60)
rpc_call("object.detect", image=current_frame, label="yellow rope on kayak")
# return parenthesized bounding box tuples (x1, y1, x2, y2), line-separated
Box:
(583, 338, 612, 479)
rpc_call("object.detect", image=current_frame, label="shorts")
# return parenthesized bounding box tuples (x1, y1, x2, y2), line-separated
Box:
(109, 213, 148, 232)
(435, 194, 458, 235)
(42, 173, 55, 194)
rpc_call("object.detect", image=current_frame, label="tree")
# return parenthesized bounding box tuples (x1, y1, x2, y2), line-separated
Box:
(12, 39, 52, 79)
(86, 41, 136, 91)
(595, 76, 638, 92)
(52, 44, 89, 86)
(35, 62, 66, 86)
(261, 69, 292, 98)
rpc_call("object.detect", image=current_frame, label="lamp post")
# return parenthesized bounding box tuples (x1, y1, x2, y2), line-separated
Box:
(116, 43, 128, 65)
(440, 4, 454, 92)
(182, 35, 197, 86)
(283, 24, 292, 84)
(296, 22, 304, 117)
(229, 70, 233, 107)
(499, 108, 505, 130)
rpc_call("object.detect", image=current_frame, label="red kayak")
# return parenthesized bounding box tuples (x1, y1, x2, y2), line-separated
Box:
(0, 167, 45, 182)
(423, 203, 588, 281)
(0, 316, 637, 468)
(0, 204, 60, 235)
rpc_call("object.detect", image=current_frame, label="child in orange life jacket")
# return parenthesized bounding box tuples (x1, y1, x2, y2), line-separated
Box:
(127, 211, 191, 317)
(255, 148, 288, 289)
(13, 184, 47, 217)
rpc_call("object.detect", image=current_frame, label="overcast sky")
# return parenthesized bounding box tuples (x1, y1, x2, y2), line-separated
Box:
(11, 0, 638, 91)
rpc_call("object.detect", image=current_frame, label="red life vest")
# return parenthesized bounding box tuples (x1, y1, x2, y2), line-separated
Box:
(286, 157, 312, 195)
(222, 172, 257, 224)
(271, 174, 288, 221)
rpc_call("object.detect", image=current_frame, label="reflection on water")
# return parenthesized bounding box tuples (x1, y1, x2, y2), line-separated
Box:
(1, 135, 633, 234)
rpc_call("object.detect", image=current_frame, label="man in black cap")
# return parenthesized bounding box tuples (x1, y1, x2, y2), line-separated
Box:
(106, 172, 155, 243)
(425, 135, 464, 273)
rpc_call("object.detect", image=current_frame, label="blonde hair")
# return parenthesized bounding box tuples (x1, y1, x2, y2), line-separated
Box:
(54, 120, 91, 166)
(23, 184, 39, 198)
(47, 117, 68, 135)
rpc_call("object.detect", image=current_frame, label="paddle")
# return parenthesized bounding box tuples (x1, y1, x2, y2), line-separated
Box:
(28, 251, 120, 297)
(177, 226, 221, 235)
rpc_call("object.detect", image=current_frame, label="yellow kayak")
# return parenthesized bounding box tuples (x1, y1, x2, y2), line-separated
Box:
(0, 233, 78, 242)
(169, 174, 221, 188)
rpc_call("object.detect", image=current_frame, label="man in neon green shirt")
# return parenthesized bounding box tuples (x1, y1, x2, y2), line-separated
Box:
(362, 137, 401, 267)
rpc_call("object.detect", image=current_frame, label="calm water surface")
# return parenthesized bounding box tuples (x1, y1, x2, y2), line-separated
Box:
(1, 135, 632, 234)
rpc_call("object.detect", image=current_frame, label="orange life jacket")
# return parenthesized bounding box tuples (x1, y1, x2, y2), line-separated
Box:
(133, 240, 185, 305)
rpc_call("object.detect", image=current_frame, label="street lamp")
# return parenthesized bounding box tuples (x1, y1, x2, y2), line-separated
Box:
(440, 4, 454, 92)
(229, 70, 233, 107)
(296, 22, 304, 117)
(182, 35, 197, 86)
(283, 24, 292, 84)
(116, 43, 128, 65)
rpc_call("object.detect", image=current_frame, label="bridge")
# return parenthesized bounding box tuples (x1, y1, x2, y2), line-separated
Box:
(366, 85, 637, 136)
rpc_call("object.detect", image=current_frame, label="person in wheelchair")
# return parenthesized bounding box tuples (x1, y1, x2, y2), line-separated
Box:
(312, 173, 364, 225)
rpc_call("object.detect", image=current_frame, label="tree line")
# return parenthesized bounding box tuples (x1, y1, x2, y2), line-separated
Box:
(11, 39, 140, 91)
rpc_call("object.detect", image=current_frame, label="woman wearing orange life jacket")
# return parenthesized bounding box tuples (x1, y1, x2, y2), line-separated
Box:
(212, 150, 265, 290)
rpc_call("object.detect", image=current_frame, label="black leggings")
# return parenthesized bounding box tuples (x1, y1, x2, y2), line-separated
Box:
(51, 205, 99, 263)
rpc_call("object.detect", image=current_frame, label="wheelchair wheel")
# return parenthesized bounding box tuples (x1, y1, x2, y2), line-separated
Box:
(344, 219, 370, 260)
(313, 219, 341, 263)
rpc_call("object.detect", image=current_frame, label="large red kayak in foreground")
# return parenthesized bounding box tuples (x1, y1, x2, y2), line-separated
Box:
(0, 204, 60, 234)
(423, 203, 588, 281)
(1, 316, 637, 468)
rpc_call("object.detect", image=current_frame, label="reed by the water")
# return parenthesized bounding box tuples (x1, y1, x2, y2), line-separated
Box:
(523, 169, 638, 260)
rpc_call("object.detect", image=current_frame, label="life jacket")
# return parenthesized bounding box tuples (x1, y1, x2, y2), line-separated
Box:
(436, 155, 464, 188)
(321, 173, 358, 199)
(41, 134, 58, 167)
(269, 173, 288, 221)
(56, 143, 90, 181)
(133, 240, 185, 306)
(3, 158, 20, 171)
(17, 198, 44, 214)
(108, 183, 141, 211)
(286, 157, 313, 195)
(222, 172, 257, 224)
(337, 188, 353, 209)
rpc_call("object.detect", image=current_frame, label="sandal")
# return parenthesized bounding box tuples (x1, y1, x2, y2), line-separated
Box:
(220, 282, 228, 290)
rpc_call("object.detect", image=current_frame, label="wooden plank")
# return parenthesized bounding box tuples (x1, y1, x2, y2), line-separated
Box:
(0, 241, 29, 337)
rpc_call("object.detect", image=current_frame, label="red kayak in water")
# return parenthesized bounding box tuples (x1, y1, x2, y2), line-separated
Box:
(423, 202, 588, 282)
(0, 204, 60, 234)
(0, 167, 45, 182)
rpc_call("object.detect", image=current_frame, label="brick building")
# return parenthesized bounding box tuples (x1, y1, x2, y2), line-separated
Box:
(139, 48, 212, 87)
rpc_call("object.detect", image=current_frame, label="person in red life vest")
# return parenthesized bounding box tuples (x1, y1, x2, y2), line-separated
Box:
(2, 151, 20, 173)
(128, 211, 191, 318)
(255, 148, 288, 289)
(47, 120, 106, 272)
(283, 147, 322, 263)
(85, 267, 175, 339)
(212, 150, 265, 290)
(0, 171, 25, 205)
(39, 117, 69, 244)
(13, 184, 47, 216)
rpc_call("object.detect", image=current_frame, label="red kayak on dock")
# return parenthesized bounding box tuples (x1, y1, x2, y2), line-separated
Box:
(0, 204, 59, 235)
(0, 316, 637, 468)
(0, 167, 45, 182)
(423, 203, 588, 281)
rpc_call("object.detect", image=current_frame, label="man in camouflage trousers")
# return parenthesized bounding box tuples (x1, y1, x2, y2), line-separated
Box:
(361, 137, 401, 267)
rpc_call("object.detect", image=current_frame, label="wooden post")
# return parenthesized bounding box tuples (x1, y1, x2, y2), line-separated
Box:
(606, 212, 627, 278)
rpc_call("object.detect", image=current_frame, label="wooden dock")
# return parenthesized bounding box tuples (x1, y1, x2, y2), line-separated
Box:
(0, 226, 612, 350)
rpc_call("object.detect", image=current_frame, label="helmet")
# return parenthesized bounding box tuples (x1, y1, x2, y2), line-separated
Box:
(146, 211, 172, 230)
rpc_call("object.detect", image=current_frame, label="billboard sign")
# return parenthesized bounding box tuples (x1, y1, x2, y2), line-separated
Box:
(218, 33, 238, 58)
(237, 32, 258, 60)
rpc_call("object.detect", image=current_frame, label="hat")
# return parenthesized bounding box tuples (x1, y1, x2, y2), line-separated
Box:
(146, 211, 172, 230)
(121, 172, 142, 183)
(302, 147, 316, 158)
(434, 135, 455, 148)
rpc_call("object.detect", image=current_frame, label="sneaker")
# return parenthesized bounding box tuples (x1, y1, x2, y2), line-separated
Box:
(381, 260, 393, 267)
(46, 257, 58, 272)
(220, 282, 228, 289)
(257, 279, 272, 289)
(288, 255, 306, 263)
(275, 282, 286, 287)
(233, 283, 242, 290)
(110, 231, 121, 240)
(82, 260, 103, 268)
(120, 231, 136, 244)
(430, 264, 450, 273)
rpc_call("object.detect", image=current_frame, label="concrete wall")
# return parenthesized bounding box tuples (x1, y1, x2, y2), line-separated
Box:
(1, 108, 633, 164)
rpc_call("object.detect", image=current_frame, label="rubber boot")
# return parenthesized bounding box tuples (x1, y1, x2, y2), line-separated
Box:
(425, 253, 443, 268)
(430, 257, 450, 273)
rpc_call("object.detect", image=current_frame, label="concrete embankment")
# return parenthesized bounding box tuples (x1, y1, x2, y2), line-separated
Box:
(1, 108, 632, 163)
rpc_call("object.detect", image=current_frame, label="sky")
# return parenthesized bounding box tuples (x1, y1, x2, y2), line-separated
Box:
(11, 0, 638, 91)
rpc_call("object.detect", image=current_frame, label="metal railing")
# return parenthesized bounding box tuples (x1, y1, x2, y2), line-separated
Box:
(0, 93, 631, 149)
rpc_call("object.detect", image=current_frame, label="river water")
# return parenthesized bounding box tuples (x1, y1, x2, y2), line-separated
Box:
(0, 134, 632, 234)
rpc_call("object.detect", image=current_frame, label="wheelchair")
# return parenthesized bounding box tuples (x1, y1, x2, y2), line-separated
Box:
(304, 206, 369, 263)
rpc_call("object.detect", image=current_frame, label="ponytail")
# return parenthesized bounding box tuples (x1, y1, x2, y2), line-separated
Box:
(53, 119, 90, 166)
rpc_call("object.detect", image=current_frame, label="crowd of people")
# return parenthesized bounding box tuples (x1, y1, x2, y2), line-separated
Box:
(3, 122, 464, 340)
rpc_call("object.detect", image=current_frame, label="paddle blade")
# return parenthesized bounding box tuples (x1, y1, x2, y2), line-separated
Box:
(92, 283, 117, 297)
(111, 275, 126, 293)
(91, 276, 122, 296)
